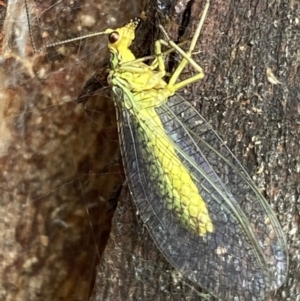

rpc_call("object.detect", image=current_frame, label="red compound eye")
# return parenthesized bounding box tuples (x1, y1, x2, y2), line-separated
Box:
(109, 31, 119, 44)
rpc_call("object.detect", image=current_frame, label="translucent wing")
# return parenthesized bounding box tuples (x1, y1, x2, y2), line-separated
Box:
(113, 88, 288, 301)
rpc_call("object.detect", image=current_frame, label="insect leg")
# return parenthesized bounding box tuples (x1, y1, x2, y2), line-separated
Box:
(165, 0, 210, 91)
(120, 40, 189, 72)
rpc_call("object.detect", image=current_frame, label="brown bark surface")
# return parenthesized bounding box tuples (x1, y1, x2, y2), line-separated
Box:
(0, 0, 299, 301)
(0, 0, 140, 300)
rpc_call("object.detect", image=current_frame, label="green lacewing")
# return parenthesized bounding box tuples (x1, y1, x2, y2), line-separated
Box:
(29, 1, 289, 299)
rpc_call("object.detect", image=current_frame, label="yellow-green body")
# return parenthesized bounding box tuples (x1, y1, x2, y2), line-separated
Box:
(106, 19, 213, 235)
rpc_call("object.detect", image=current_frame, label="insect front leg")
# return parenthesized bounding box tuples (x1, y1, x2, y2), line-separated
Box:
(152, 38, 205, 86)
(149, 38, 167, 75)
(148, 39, 189, 74)
(163, 0, 210, 91)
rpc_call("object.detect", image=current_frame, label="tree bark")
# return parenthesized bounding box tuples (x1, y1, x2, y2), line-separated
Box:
(0, 0, 140, 300)
(0, 0, 298, 300)
(94, 0, 299, 300)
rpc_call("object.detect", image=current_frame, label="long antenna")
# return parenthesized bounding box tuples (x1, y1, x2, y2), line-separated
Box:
(24, 0, 37, 53)
(24, 0, 107, 53)
(44, 31, 107, 49)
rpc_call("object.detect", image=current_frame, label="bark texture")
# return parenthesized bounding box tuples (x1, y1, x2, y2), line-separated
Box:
(0, 0, 139, 300)
(0, 0, 299, 301)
